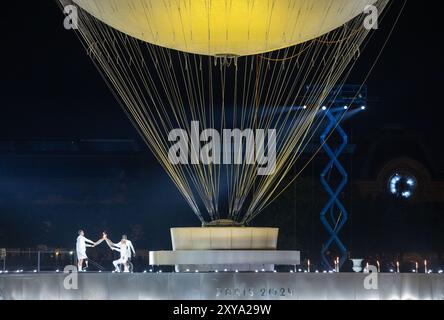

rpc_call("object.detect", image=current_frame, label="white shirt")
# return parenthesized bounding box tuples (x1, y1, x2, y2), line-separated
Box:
(76, 235, 94, 254)
(112, 241, 129, 260)
(125, 240, 136, 259)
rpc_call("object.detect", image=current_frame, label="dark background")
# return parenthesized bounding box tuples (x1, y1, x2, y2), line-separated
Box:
(0, 1, 443, 267)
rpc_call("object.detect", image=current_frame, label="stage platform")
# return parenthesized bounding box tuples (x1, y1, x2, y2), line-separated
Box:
(149, 250, 300, 272)
(1, 273, 443, 300)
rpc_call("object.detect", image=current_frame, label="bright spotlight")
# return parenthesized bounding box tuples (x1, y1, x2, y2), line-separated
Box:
(343, 106, 348, 110)
(361, 106, 366, 110)
(322, 106, 327, 111)
(303, 105, 307, 110)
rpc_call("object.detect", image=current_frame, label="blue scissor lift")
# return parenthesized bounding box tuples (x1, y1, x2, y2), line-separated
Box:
(318, 85, 367, 270)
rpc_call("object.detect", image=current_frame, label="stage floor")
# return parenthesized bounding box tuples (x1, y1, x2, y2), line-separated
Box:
(1, 272, 443, 300)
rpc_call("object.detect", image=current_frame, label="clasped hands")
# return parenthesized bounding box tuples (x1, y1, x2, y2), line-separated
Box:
(92, 232, 110, 247)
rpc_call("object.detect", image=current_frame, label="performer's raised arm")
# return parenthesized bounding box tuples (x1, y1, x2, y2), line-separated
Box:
(94, 237, 105, 247)
(94, 232, 108, 247)
(83, 237, 95, 248)
(106, 238, 120, 251)
(84, 237, 95, 245)
(105, 235, 118, 247)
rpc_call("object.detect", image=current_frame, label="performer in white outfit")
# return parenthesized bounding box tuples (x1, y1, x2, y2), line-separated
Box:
(122, 235, 136, 260)
(105, 236, 129, 272)
(76, 230, 99, 271)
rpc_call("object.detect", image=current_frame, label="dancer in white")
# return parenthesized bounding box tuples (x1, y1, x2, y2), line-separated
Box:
(76, 230, 99, 271)
(121, 235, 136, 272)
(122, 235, 136, 260)
(105, 235, 129, 272)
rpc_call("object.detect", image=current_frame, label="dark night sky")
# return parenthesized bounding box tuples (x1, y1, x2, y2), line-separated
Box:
(0, 1, 443, 254)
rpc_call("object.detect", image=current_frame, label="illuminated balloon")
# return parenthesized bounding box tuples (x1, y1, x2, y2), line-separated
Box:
(72, 0, 377, 56)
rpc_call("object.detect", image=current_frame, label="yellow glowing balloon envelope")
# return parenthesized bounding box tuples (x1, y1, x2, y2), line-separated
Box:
(73, 0, 377, 56)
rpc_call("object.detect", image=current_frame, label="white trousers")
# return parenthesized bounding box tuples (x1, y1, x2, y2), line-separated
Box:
(113, 257, 128, 272)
